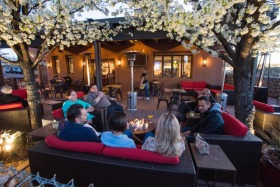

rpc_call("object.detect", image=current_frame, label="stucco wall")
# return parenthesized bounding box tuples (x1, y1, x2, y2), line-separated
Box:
(45, 41, 223, 92)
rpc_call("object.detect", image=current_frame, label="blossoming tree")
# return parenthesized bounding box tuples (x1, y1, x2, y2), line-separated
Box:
(0, 0, 119, 129)
(120, 0, 280, 130)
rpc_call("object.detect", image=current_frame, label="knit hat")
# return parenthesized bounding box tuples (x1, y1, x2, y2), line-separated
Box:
(1, 85, 12, 94)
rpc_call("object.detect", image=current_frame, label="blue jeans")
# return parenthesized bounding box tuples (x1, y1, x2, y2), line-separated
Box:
(144, 83, 149, 97)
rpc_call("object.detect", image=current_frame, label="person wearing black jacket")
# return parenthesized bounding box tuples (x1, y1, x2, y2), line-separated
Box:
(183, 96, 224, 137)
(176, 88, 216, 123)
(0, 85, 28, 107)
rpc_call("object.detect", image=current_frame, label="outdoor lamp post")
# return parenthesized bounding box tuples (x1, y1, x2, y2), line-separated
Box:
(124, 51, 142, 111)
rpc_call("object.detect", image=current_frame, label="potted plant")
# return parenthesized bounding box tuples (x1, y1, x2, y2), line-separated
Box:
(257, 124, 280, 187)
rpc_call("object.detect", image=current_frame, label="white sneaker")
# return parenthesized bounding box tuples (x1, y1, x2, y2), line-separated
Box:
(144, 97, 150, 100)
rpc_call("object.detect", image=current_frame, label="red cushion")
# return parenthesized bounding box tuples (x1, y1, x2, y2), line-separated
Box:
(210, 89, 220, 95)
(224, 84, 235, 90)
(193, 82, 206, 89)
(45, 135, 104, 154)
(12, 89, 27, 99)
(0, 102, 23, 111)
(253, 100, 274, 113)
(222, 112, 248, 136)
(180, 82, 193, 89)
(76, 91, 84, 99)
(52, 108, 64, 119)
(103, 146, 179, 164)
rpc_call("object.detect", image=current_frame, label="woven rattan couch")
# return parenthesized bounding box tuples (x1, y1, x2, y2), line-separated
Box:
(253, 100, 280, 131)
(0, 102, 31, 133)
(28, 139, 196, 187)
(198, 112, 263, 185)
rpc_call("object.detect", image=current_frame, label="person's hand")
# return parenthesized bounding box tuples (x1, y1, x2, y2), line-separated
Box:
(184, 130, 191, 137)
(87, 106, 94, 112)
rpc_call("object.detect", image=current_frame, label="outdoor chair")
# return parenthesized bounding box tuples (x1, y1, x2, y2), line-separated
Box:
(169, 91, 180, 111)
(157, 83, 168, 110)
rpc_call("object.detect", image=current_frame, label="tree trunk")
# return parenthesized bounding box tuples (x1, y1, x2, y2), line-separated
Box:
(234, 64, 255, 133)
(22, 64, 43, 130)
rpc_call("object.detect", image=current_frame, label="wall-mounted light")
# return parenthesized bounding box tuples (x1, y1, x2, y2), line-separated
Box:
(82, 61, 86, 66)
(118, 59, 121, 68)
(202, 58, 207, 67)
(47, 61, 51, 68)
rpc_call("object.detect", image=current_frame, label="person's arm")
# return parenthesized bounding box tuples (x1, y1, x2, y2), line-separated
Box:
(84, 94, 98, 106)
(140, 76, 144, 85)
(86, 129, 101, 142)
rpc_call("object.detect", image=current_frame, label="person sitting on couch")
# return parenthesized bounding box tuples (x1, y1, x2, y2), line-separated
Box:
(84, 84, 124, 118)
(142, 113, 185, 157)
(0, 84, 28, 107)
(183, 96, 224, 141)
(63, 89, 95, 123)
(176, 88, 216, 123)
(101, 111, 136, 148)
(58, 104, 101, 142)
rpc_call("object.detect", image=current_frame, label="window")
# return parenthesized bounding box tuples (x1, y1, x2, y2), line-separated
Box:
(153, 53, 192, 78)
(66, 55, 74, 74)
(52, 56, 60, 74)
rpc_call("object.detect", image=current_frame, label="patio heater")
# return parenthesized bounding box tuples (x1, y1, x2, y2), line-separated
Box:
(216, 60, 228, 111)
(124, 51, 142, 111)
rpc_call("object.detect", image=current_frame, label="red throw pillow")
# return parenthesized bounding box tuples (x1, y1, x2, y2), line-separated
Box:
(210, 89, 220, 95)
(252, 100, 274, 113)
(52, 108, 64, 119)
(224, 84, 235, 90)
(76, 91, 84, 99)
(12, 89, 27, 99)
(0, 102, 23, 111)
(222, 112, 248, 136)
(45, 135, 104, 154)
(103, 146, 179, 164)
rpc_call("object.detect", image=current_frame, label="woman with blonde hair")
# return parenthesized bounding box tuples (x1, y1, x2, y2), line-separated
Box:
(142, 113, 185, 157)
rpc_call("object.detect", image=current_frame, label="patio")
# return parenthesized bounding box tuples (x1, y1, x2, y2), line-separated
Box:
(20, 92, 276, 187)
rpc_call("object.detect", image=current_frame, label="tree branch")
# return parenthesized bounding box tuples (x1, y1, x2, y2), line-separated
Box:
(212, 29, 236, 62)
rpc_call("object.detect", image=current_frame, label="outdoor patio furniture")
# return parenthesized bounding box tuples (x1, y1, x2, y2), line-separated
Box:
(157, 84, 169, 110)
(0, 102, 31, 133)
(169, 91, 180, 111)
(28, 136, 196, 187)
(199, 112, 263, 185)
(209, 84, 236, 105)
(253, 100, 280, 132)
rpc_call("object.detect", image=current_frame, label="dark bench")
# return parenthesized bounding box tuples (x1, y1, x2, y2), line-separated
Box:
(28, 140, 196, 187)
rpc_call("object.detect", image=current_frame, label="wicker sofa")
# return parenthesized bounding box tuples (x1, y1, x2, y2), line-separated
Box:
(199, 112, 263, 185)
(253, 100, 280, 131)
(209, 84, 236, 105)
(28, 136, 196, 187)
(0, 102, 31, 133)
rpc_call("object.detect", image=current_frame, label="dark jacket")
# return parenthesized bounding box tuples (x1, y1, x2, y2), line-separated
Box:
(58, 121, 101, 142)
(0, 94, 28, 107)
(190, 103, 224, 134)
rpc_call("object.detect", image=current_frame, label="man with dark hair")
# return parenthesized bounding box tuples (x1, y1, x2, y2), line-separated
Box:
(183, 96, 224, 137)
(84, 84, 124, 118)
(58, 104, 101, 142)
(176, 88, 216, 123)
(0, 85, 28, 107)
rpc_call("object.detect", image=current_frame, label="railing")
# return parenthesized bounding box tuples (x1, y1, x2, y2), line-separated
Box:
(0, 162, 94, 187)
